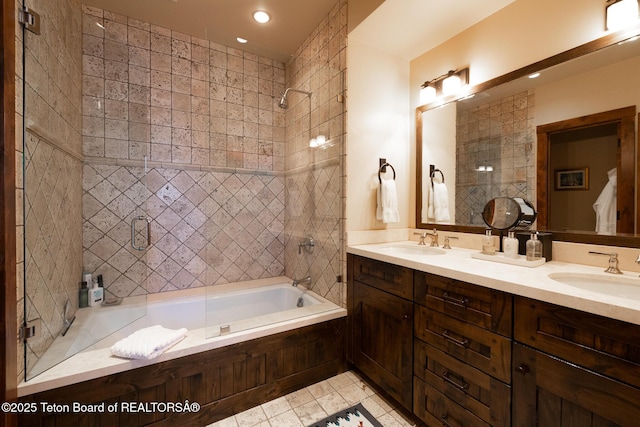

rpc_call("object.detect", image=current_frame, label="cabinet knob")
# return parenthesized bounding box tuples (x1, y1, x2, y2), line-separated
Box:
(403, 314, 410, 321)
(516, 364, 530, 375)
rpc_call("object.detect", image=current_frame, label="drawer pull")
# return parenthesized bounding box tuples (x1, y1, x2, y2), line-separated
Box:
(441, 415, 455, 427)
(442, 330, 469, 348)
(442, 369, 469, 391)
(442, 292, 470, 307)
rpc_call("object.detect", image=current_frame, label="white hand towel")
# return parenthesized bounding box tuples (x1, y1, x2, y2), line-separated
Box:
(432, 181, 451, 223)
(111, 325, 187, 360)
(377, 179, 400, 223)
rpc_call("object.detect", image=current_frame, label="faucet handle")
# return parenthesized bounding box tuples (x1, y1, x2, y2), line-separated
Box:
(589, 251, 623, 274)
(413, 232, 427, 245)
(443, 236, 458, 249)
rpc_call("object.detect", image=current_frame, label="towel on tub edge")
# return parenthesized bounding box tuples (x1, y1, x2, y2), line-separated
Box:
(111, 325, 188, 360)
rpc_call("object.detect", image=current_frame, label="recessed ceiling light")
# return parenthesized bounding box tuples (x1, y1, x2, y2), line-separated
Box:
(253, 10, 270, 24)
(236, 37, 248, 44)
(528, 72, 541, 79)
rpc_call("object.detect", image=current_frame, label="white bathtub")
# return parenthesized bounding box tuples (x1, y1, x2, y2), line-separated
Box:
(19, 277, 346, 397)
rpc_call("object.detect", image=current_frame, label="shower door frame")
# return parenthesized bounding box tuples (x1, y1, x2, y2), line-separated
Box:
(1, 0, 19, 421)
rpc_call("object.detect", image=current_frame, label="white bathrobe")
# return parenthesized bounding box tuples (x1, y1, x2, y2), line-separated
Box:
(593, 167, 617, 235)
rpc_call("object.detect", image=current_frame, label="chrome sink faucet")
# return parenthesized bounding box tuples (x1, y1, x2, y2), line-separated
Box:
(589, 251, 622, 274)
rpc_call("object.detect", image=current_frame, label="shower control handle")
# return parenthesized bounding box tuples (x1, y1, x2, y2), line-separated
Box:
(131, 215, 151, 251)
(298, 236, 315, 254)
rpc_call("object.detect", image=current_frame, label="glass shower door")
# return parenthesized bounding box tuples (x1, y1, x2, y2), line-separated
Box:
(21, 1, 148, 380)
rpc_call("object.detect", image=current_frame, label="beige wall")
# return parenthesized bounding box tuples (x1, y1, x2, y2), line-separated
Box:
(346, 38, 410, 232)
(346, 0, 615, 235)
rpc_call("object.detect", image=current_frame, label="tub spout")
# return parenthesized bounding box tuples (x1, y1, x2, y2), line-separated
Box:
(292, 276, 311, 287)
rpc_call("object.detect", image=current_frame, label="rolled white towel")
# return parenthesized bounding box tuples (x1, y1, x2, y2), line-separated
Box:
(111, 325, 187, 360)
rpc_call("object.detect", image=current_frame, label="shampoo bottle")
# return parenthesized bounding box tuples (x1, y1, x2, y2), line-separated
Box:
(503, 230, 519, 259)
(482, 229, 496, 255)
(526, 232, 543, 261)
(88, 280, 104, 307)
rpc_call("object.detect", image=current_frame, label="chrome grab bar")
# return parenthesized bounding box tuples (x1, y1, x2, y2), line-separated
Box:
(131, 215, 151, 251)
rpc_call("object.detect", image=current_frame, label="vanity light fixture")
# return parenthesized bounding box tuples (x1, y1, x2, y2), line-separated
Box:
(419, 82, 437, 104)
(419, 68, 470, 105)
(253, 10, 271, 24)
(606, 0, 639, 31)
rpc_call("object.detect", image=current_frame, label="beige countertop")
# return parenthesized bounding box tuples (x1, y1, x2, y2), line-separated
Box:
(348, 241, 640, 326)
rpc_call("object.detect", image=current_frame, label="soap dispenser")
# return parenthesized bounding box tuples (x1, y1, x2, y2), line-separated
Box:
(526, 232, 543, 261)
(482, 229, 496, 255)
(503, 230, 519, 259)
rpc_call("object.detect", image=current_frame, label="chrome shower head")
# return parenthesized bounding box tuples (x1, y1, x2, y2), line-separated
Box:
(278, 92, 289, 109)
(277, 88, 312, 109)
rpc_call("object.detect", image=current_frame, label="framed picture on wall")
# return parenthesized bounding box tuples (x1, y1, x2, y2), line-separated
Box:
(555, 168, 589, 190)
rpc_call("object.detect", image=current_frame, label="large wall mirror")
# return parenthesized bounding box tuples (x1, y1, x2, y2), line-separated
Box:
(417, 26, 640, 248)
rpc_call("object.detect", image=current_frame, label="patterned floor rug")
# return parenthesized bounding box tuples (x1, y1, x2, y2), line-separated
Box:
(309, 403, 383, 427)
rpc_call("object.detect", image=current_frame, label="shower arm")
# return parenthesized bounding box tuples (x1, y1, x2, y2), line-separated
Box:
(283, 88, 312, 98)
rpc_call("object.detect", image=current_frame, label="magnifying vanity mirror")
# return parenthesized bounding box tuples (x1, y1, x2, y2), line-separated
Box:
(482, 197, 537, 230)
(416, 25, 640, 248)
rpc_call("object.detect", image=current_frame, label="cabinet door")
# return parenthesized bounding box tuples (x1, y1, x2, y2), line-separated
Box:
(513, 343, 640, 427)
(352, 281, 413, 410)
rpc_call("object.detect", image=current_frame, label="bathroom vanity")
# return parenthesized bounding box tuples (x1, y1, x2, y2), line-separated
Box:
(347, 243, 640, 427)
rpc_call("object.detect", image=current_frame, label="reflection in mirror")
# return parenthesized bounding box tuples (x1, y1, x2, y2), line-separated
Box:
(417, 27, 640, 247)
(482, 197, 537, 230)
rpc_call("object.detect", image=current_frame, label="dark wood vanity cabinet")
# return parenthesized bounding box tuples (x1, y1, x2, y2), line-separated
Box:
(413, 272, 512, 426)
(513, 297, 640, 427)
(348, 255, 414, 410)
(348, 254, 640, 427)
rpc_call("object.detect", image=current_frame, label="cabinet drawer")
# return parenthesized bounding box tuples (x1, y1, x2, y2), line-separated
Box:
(414, 272, 512, 336)
(415, 305, 512, 383)
(414, 340, 510, 426)
(514, 297, 640, 389)
(351, 255, 413, 299)
(414, 376, 491, 427)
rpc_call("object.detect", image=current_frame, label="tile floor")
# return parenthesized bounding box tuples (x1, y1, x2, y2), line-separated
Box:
(207, 370, 417, 427)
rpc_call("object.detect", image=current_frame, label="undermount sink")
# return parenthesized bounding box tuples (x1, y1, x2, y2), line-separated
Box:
(379, 244, 446, 256)
(548, 272, 640, 300)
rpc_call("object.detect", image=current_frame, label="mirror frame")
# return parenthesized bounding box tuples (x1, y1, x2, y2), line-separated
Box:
(416, 24, 640, 248)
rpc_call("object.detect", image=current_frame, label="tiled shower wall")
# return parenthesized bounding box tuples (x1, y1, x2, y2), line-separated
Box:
(17, 0, 84, 378)
(283, 0, 347, 305)
(455, 90, 535, 226)
(80, 6, 288, 296)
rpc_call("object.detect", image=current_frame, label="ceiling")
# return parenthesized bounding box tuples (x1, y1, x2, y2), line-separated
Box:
(81, 0, 339, 63)
(349, 0, 516, 61)
(81, 0, 515, 63)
